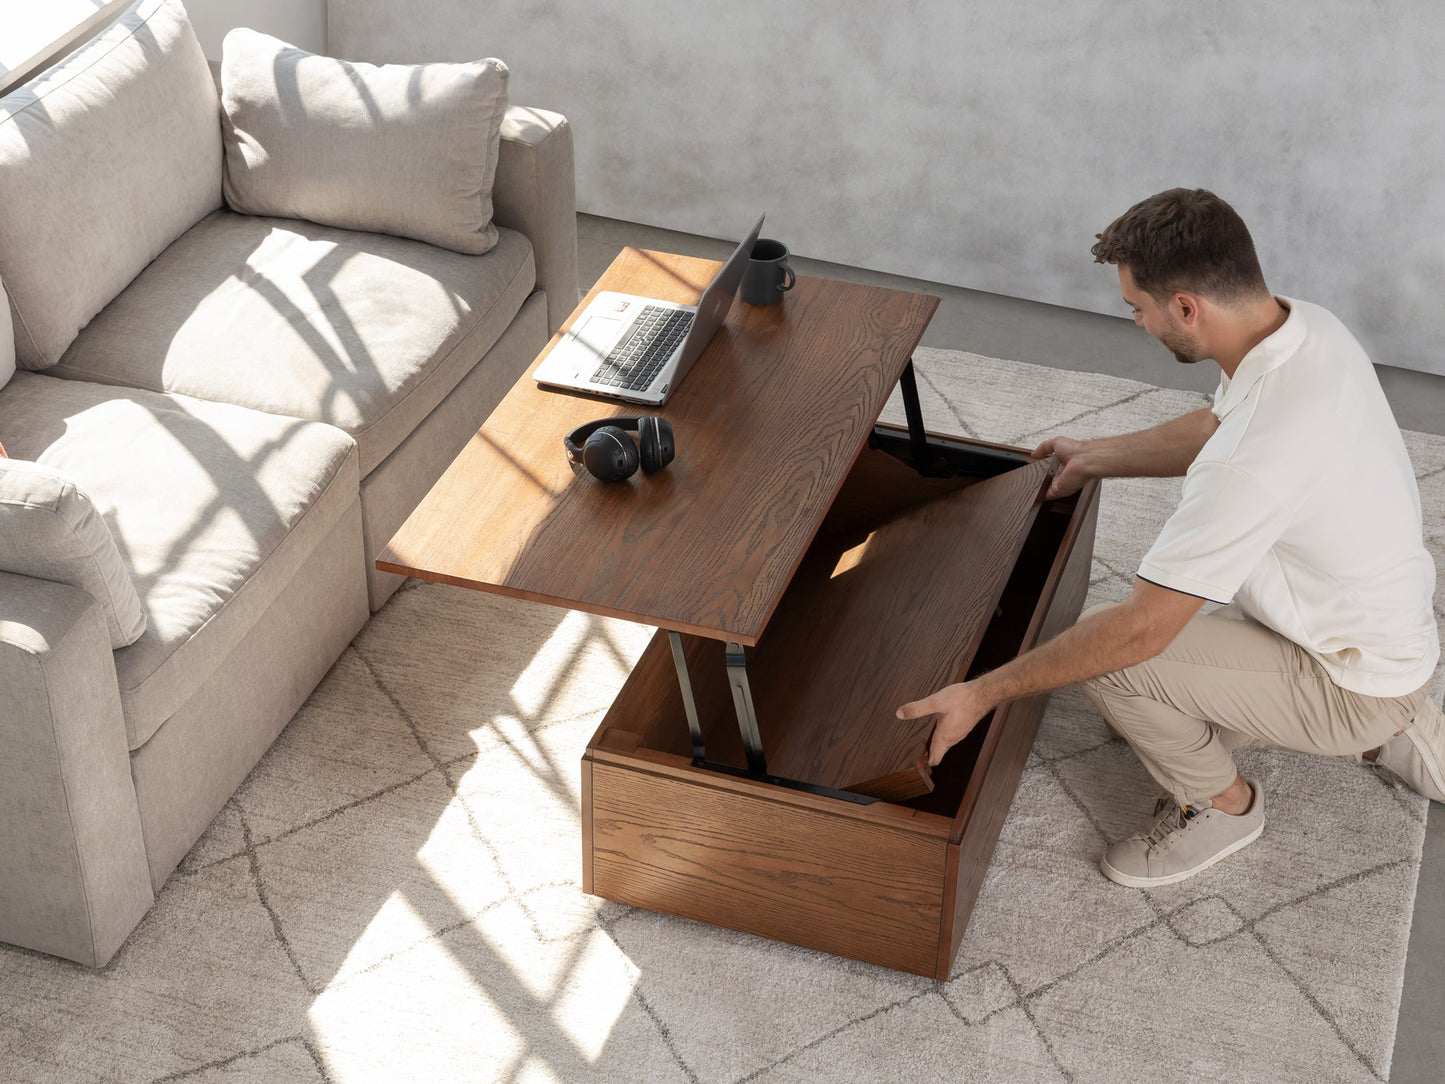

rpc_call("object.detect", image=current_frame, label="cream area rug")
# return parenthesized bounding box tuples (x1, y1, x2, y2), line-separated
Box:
(2, 351, 1442, 1084)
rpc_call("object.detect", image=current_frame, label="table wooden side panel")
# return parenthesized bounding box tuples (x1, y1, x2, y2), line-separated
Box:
(378, 249, 939, 645)
(588, 759, 949, 977)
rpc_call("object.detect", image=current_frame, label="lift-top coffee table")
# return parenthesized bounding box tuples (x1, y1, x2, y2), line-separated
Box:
(378, 246, 1099, 979)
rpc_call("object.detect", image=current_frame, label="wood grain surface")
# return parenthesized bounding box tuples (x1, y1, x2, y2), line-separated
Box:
(754, 455, 1056, 795)
(377, 248, 939, 645)
(588, 760, 949, 977)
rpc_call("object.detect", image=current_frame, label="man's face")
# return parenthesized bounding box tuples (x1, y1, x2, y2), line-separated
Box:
(1118, 266, 1204, 365)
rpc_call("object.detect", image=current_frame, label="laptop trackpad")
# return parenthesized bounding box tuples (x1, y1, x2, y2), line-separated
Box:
(574, 315, 623, 364)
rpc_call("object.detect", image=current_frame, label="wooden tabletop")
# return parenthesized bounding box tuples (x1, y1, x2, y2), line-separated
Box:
(377, 247, 939, 645)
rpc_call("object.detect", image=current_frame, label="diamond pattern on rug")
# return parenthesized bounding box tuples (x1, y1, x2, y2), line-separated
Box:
(744, 990, 1068, 1084)
(0, 351, 1437, 1083)
(150, 1039, 329, 1083)
(606, 907, 932, 1084)
(1030, 921, 1376, 1084)
(200, 648, 442, 857)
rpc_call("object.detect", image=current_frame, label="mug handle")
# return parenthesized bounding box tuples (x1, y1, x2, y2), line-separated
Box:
(779, 262, 796, 292)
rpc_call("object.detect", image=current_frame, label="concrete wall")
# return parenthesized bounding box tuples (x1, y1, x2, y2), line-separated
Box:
(327, 0, 1444, 375)
(183, 0, 325, 58)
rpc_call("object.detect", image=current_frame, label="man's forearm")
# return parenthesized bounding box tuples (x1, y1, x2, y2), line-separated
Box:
(970, 603, 1162, 712)
(898, 581, 1206, 765)
(1080, 407, 1217, 480)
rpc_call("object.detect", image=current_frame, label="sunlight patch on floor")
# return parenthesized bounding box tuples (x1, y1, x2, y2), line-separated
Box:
(506, 610, 649, 721)
(549, 927, 641, 1060)
(309, 926, 530, 1080)
(329, 891, 438, 987)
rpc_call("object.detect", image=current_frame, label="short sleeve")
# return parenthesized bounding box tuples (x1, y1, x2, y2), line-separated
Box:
(1138, 460, 1289, 604)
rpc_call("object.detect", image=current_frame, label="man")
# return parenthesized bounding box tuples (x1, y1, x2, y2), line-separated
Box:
(897, 188, 1442, 888)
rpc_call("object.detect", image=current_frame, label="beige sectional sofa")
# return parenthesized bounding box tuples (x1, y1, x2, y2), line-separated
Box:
(0, 0, 576, 966)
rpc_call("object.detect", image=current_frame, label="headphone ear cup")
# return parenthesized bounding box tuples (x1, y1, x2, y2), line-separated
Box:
(651, 417, 675, 472)
(637, 416, 673, 474)
(638, 416, 664, 474)
(582, 425, 640, 482)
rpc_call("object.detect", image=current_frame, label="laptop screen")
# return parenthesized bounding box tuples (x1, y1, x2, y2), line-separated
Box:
(671, 212, 767, 381)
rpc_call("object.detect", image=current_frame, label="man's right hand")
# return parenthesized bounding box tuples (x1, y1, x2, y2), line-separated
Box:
(1032, 436, 1091, 499)
(1032, 407, 1218, 494)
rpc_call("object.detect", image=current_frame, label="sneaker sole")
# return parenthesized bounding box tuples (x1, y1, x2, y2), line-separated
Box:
(1099, 821, 1264, 888)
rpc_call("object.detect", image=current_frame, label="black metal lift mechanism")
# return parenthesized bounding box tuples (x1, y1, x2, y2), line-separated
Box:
(669, 359, 1028, 804)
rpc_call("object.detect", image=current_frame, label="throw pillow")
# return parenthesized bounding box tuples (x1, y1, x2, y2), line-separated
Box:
(0, 458, 146, 647)
(220, 30, 509, 256)
(0, 0, 222, 370)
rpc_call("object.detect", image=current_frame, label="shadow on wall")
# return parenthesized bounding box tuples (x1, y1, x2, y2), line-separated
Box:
(327, 0, 1445, 376)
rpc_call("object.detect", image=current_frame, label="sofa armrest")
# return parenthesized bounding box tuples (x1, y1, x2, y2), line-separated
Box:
(0, 572, 153, 966)
(492, 106, 579, 336)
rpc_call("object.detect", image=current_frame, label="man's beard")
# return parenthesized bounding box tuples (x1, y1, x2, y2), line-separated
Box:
(1159, 322, 1204, 365)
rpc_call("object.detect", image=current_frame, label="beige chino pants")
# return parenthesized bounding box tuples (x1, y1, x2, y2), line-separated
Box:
(1079, 604, 1435, 806)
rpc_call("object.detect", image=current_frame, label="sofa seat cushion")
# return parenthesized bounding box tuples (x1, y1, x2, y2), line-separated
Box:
(51, 210, 537, 476)
(0, 372, 359, 749)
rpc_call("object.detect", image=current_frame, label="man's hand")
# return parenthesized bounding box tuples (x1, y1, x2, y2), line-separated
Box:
(1031, 407, 1219, 498)
(1032, 436, 1091, 500)
(896, 680, 995, 766)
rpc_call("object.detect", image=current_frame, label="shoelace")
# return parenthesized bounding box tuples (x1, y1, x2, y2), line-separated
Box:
(1143, 803, 1200, 849)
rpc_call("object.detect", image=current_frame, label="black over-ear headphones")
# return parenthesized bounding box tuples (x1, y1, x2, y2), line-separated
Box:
(563, 416, 676, 482)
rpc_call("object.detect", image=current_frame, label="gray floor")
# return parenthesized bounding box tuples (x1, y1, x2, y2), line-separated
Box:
(578, 213, 1445, 1081)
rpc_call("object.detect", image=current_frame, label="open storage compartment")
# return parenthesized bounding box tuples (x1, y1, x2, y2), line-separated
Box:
(583, 430, 1100, 978)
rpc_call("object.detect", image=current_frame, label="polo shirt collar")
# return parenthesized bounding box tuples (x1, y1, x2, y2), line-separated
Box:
(1211, 297, 1306, 418)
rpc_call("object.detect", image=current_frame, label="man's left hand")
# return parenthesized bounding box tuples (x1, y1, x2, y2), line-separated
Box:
(897, 681, 995, 766)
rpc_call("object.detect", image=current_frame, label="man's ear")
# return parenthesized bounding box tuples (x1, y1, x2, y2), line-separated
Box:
(1171, 291, 1203, 325)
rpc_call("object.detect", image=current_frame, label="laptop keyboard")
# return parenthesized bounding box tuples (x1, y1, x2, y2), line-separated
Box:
(592, 306, 694, 391)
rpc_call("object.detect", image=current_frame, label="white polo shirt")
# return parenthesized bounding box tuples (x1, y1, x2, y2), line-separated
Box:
(1138, 298, 1439, 698)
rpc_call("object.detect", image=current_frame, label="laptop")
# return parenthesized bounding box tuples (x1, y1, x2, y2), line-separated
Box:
(534, 213, 766, 406)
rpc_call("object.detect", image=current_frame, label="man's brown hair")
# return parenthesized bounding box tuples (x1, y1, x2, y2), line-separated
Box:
(1092, 188, 1268, 305)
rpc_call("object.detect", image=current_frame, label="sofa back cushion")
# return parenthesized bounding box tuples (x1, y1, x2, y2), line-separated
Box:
(0, 0, 222, 370)
(220, 29, 508, 256)
(0, 458, 146, 648)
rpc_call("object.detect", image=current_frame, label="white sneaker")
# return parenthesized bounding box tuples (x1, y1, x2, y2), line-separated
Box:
(1101, 781, 1264, 888)
(1375, 696, 1445, 803)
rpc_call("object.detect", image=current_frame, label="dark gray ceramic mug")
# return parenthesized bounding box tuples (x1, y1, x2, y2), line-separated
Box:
(740, 238, 796, 305)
